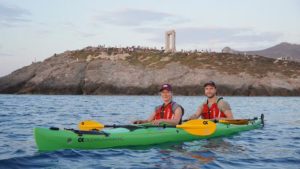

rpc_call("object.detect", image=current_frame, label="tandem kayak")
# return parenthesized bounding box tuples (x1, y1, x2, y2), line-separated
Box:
(34, 117, 263, 151)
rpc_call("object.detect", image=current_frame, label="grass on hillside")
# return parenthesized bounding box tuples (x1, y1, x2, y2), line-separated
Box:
(127, 51, 300, 77)
(69, 48, 300, 78)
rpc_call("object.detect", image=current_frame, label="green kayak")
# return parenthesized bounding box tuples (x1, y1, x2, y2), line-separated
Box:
(34, 117, 263, 151)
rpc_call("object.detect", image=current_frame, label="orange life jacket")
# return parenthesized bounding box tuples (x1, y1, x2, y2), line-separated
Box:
(202, 97, 226, 119)
(154, 102, 184, 123)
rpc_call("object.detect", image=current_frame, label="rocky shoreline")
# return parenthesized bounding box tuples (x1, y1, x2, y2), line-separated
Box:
(1, 46, 300, 96)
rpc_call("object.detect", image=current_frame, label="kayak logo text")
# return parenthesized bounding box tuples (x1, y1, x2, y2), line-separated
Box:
(78, 138, 85, 142)
(77, 137, 124, 143)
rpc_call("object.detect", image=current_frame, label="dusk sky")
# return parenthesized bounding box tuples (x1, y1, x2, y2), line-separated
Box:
(0, 0, 299, 76)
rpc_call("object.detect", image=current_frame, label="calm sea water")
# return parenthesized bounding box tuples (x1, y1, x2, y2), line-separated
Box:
(0, 95, 299, 169)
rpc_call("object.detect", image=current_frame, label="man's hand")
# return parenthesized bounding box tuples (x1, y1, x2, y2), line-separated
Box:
(188, 106, 202, 120)
(152, 119, 163, 125)
(133, 120, 146, 124)
(188, 114, 198, 120)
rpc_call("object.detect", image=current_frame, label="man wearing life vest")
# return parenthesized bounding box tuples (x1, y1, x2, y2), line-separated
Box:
(188, 81, 233, 120)
(133, 84, 184, 125)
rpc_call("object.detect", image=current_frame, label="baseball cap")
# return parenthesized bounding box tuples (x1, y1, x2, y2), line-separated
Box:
(203, 81, 216, 88)
(159, 84, 172, 92)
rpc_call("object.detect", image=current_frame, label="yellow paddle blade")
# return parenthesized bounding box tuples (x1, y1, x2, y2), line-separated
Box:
(219, 119, 249, 125)
(176, 119, 217, 136)
(78, 120, 104, 131)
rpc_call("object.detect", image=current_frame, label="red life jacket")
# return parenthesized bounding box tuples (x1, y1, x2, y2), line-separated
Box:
(202, 97, 226, 119)
(154, 102, 184, 123)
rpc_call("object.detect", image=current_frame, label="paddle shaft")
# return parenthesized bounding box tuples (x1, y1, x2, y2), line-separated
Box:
(104, 124, 175, 130)
(79, 119, 217, 136)
(182, 117, 258, 124)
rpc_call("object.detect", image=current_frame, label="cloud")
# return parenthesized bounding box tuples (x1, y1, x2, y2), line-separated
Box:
(0, 2, 31, 27)
(74, 30, 97, 38)
(185, 28, 280, 43)
(61, 22, 77, 28)
(57, 21, 96, 38)
(0, 52, 13, 57)
(135, 27, 282, 50)
(0, 45, 12, 56)
(95, 9, 188, 27)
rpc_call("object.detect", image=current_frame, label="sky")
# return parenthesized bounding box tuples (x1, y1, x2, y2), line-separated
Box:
(0, 0, 299, 76)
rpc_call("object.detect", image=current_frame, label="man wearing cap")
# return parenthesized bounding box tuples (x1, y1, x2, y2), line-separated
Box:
(188, 81, 233, 120)
(133, 84, 184, 125)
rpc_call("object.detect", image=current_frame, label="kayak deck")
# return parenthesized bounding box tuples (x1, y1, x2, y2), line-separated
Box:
(34, 118, 263, 151)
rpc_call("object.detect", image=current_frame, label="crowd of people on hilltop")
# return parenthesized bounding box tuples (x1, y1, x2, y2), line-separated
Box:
(80, 44, 215, 56)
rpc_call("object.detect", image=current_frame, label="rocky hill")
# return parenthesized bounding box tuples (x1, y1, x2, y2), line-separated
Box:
(223, 42, 300, 62)
(246, 42, 300, 61)
(0, 46, 300, 96)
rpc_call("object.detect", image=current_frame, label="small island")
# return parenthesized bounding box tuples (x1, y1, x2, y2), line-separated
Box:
(0, 44, 299, 96)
